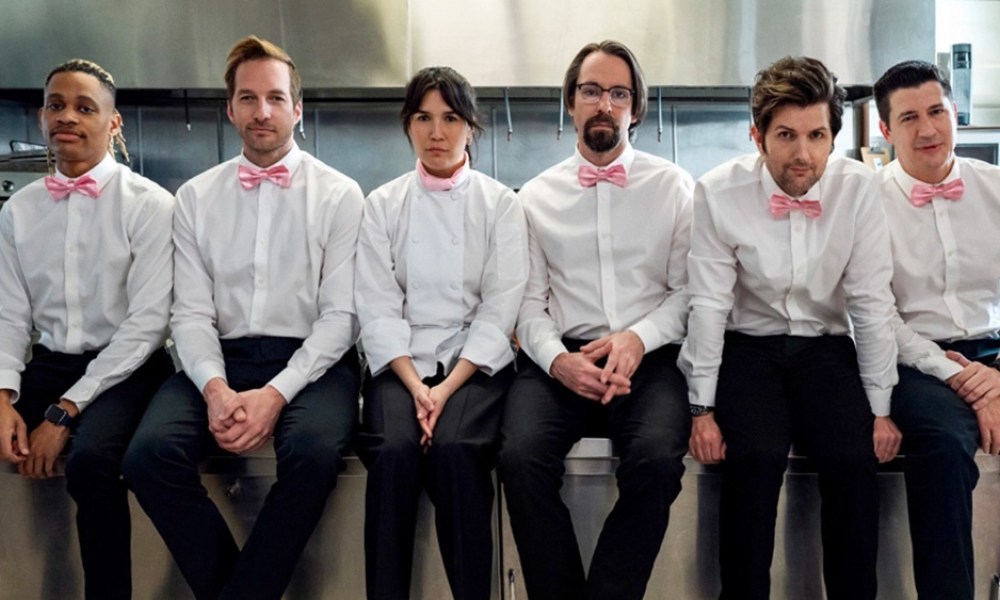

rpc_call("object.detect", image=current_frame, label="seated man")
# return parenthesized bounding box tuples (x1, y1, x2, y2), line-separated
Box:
(499, 40, 694, 600)
(122, 36, 364, 600)
(0, 59, 174, 599)
(680, 56, 900, 600)
(871, 59, 1000, 600)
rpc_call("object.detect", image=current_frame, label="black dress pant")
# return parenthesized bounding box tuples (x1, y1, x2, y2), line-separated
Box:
(714, 332, 879, 600)
(16, 345, 174, 600)
(499, 342, 689, 600)
(123, 338, 359, 600)
(890, 338, 992, 600)
(356, 365, 511, 600)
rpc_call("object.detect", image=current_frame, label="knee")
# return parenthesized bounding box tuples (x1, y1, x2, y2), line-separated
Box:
(498, 436, 561, 488)
(121, 430, 181, 491)
(428, 437, 491, 470)
(619, 438, 685, 486)
(278, 428, 346, 476)
(65, 444, 119, 491)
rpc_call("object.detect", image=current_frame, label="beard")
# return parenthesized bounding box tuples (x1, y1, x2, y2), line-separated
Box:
(775, 160, 821, 197)
(582, 114, 622, 154)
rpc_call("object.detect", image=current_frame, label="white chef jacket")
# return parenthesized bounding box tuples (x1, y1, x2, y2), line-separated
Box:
(356, 169, 528, 378)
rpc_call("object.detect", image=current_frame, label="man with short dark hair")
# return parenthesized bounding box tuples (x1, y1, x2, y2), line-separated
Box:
(0, 59, 174, 600)
(871, 59, 1000, 600)
(499, 40, 694, 600)
(122, 36, 364, 600)
(680, 56, 900, 599)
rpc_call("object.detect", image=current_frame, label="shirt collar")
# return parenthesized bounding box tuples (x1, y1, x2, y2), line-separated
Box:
(890, 157, 962, 198)
(758, 155, 824, 201)
(238, 142, 303, 176)
(573, 141, 636, 174)
(54, 152, 116, 191)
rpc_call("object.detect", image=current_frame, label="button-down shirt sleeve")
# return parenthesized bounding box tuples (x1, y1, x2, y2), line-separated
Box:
(515, 209, 569, 375)
(269, 182, 363, 401)
(0, 155, 173, 410)
(677, 180, 736, 408)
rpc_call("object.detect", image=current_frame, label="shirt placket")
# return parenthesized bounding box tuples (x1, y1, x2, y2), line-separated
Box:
(933, 200, 966, 334)
(596, 184, 620, 331)
(785, 211, 809, 334)
(63, 194, 84, 353)
(248, 185, 273, 335)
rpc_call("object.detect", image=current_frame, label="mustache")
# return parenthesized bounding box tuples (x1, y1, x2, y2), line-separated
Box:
(585, 114, 617, 130)
(50, 126, 82, 136)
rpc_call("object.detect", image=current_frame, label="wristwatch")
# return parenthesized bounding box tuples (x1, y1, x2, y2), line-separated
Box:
(44, 404, 74, 428)
(690, 404, 714, 417)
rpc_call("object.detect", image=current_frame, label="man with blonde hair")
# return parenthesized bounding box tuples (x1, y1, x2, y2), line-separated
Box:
(123, 36, 363, 599)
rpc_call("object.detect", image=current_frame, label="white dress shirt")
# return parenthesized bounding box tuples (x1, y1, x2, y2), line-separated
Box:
(0, 153, 173, 411)
(356, 170, 528, 378)
(171, 144, 363, 401)
(678, 154, 898, 415)
(516, 142, 694, 375)
(876, 157, 1000, 381)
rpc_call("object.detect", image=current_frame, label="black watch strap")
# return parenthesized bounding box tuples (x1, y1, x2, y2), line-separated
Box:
(690, 404, 715, 417)
(44, 404, 74, 427)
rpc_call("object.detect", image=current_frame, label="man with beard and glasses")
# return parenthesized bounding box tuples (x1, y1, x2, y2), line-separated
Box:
(499, 40, 694, 600)
(678, 56, 900, 599)
(122, 36, 363, 600)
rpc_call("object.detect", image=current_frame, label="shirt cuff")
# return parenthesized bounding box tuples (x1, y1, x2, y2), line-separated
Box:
(360, 318, 412, 375)
(686, 375, 718, 408)
(0, 370, 21, 404)
(61, 376, 100, 412)
(865, 387, 893, 417)
(268, 367, 306, 404)
(536, 339, 571, 377)
(628, 319, 662, 354)
(913, 354, 964, 382)
(460, 320, 515, 376)
(190, 361, 228, 396)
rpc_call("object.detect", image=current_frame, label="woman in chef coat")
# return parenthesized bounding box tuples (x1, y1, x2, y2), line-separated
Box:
(355, 66, 528, 600)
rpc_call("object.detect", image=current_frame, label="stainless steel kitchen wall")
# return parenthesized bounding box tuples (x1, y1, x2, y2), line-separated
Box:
(0, 0, 933, 88)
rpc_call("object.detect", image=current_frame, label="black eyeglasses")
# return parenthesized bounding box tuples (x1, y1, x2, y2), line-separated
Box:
(575, 83, 634, 108)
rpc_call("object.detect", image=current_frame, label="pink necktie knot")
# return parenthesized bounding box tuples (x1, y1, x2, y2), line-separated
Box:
(238, 164, 291, 190)
(909, 178, 964, 207)
(769, 194, 822, 219)
(44, 175, 99, 200)
(578, 164, 628, 188)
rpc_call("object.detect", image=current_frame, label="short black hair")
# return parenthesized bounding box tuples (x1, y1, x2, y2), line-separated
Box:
(873, 60, 952, 124)
(46, 59, 117, 103)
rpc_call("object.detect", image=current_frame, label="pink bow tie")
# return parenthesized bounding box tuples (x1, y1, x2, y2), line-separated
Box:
(238, 164, 291, 190)
(44, 175, 100, 200)
(769, 194, 822, 219)
(578, 164, 628, 188)
(909, 178, 964, 207)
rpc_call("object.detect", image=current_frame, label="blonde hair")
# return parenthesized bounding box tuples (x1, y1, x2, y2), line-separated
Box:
(224, 36, 302, 102)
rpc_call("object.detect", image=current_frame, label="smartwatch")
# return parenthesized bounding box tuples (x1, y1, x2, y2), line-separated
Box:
(690, 404, 714, 417)
(44, 404, 74, 428)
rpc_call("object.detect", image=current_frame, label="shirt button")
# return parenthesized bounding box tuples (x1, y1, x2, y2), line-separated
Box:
(452, 238, 460, 245)
(413, 282, 422, 290)
(795, 225, 803, 232)
(256, 277, 264, 286)
(412, 237, 419, 244)
(450, 282, 460, 290)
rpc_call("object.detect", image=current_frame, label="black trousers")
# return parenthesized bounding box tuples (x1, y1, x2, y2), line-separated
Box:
(16, 345, 174, 600)
(714, 332, 878, 600)
(498, 342, 689, 600)
(891, 338, 993, 600)
(122, 338, 360, 600)
(356, 365, 511, 600)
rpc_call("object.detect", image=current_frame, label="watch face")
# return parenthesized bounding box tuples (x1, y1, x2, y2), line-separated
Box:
(44, 404, 72, 427)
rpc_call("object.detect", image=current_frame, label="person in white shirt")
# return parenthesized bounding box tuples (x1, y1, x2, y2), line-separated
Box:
(0, 59, 174, 600)
(121, 36, 363, 600)
(498, 41, 694, 600)
(679, 56, 900, 600)
(870, 60, 1000, 600)
(354, 65, 528, 600)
